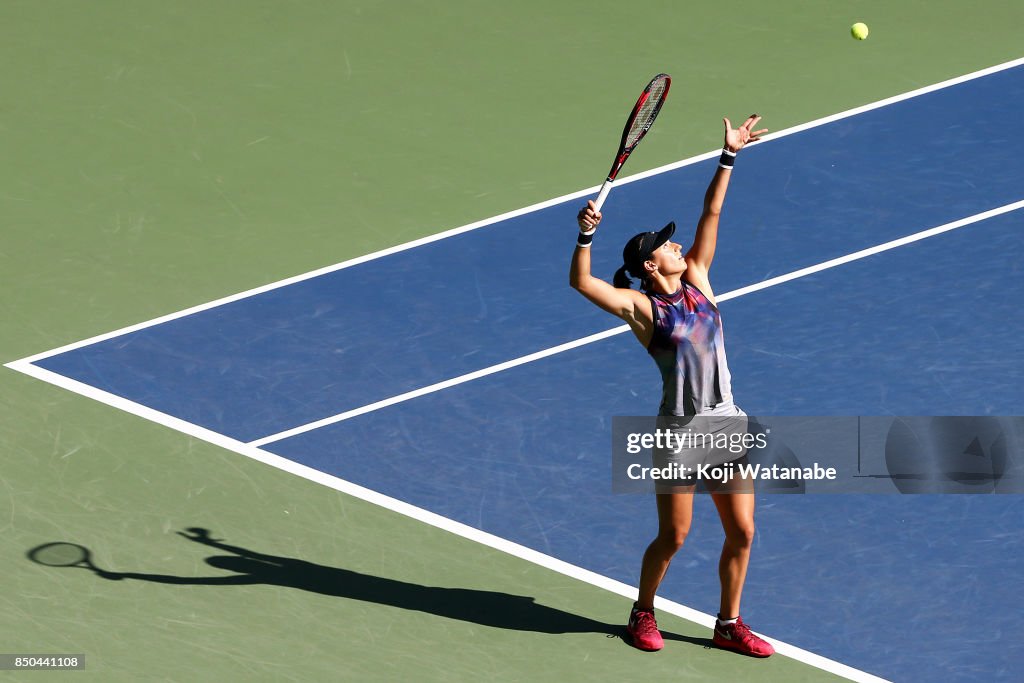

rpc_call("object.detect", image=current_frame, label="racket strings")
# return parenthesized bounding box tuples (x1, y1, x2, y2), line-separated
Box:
(625, 77, 669, 147)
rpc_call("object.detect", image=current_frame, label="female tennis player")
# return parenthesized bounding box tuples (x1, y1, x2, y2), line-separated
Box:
(570, 114, 774, 657)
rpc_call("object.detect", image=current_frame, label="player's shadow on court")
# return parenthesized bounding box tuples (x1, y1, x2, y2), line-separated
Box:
(28, 528, 707, 647)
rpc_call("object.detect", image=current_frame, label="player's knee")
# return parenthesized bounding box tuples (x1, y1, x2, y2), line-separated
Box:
(659, 527, 689, 552)
(726, 523, 755, 549)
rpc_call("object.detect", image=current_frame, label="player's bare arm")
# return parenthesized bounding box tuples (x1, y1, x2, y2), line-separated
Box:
(685, 115, 768, 290)
(570, 201, 654, 337)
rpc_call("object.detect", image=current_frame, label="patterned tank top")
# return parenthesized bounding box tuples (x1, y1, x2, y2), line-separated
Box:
(646, 280, 734, 416)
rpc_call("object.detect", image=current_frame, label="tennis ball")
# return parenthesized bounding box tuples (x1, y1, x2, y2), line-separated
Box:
(850, 22, 869, 40)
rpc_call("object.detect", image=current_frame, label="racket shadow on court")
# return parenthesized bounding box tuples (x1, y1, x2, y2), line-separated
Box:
(26, 529, 707, 647)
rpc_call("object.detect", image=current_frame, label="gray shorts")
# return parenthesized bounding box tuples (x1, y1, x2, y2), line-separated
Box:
(652, 403, 753, 492)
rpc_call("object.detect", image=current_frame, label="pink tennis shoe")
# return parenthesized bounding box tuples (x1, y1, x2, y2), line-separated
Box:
(626, 604, 664, 651)
(712, 616, 775, 657)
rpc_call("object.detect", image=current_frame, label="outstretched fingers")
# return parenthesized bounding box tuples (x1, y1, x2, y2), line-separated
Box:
(741, 114, 768, 143)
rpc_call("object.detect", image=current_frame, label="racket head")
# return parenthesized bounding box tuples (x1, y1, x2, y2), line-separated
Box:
(28, 542, 92, 567)
(606, 73, 671, 182)
(621, 73, 671, 152)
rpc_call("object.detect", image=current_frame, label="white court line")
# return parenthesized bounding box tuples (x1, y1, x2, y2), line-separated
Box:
(249, 198, 1024, 447)
(9, 55, 1024, 368)
(4, 361, 891, 683)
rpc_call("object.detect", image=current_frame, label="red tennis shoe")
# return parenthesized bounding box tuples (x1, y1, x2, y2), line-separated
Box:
(626, 604, 664, 651)
(712, 616, 774, 657)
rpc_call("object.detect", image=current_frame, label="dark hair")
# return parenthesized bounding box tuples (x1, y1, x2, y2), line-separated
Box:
(614, 264, 646, 290)
(613, 265, 633, 289)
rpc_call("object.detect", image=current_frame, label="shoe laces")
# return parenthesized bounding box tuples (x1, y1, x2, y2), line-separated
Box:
(632, 610, 658, 636)
(730, 618, 756, 643)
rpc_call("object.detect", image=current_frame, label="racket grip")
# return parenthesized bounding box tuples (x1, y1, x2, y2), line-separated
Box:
(593, 179, 613, 212)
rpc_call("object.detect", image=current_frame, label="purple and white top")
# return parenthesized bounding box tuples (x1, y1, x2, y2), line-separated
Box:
(646, 280, 735, 416)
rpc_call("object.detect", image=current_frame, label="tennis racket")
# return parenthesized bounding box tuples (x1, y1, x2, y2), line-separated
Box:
(593, 73, 671, 211)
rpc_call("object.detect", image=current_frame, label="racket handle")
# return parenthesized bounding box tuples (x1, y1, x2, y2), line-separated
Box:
(593, 178, 613, 212)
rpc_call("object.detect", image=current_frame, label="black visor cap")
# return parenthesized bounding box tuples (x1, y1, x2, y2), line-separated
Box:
(622, 222, 676, 275)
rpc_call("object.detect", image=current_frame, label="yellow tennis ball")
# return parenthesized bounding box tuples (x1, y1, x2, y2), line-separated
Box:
(851, 22, 869, 40)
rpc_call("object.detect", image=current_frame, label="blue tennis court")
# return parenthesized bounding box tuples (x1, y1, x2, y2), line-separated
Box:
(12, 62, 1024, 682)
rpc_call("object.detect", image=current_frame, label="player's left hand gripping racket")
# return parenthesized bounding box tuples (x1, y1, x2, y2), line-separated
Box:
(593, 73, 671, 211)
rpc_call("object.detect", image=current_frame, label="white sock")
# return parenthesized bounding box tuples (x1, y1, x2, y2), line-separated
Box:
(717, 616, 738, 627)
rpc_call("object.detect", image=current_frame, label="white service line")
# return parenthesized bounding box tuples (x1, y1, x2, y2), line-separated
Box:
(9, 56, 1024, 368)
(5, 359, 891, 683)
(248, 197, 1024, 447)
(248, 325, 630, 447)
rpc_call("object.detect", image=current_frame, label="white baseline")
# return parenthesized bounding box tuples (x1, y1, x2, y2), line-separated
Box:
(5, 361, 891, 683)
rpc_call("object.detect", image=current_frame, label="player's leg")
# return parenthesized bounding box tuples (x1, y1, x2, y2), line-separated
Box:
(711, 490, 755, 617)
(638, 491, 695, 608)
(627, 490, 694, 651)
(709, 490, 773, 657)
